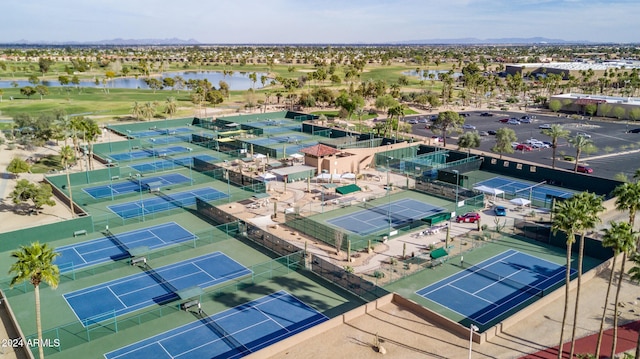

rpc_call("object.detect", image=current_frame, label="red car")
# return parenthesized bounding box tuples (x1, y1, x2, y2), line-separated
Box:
(515, 144, 533, 151)
(577, 165, 593, 174)
(456, 212, 481, 223)
(499, 118, 510, 123)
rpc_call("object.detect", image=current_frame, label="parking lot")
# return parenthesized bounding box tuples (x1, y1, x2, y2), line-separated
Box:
(410, 110, 640, 179)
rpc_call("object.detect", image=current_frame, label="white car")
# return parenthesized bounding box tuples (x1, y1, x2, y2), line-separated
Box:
(539, 124, 552, 129)
(507, 119, 521, 125)
(531, 142, 549, 148)
(577, 132, 592, 139)
(525, 138, 540, 145)
(462, 124, 476, 130)
(511, 142, 520, 149)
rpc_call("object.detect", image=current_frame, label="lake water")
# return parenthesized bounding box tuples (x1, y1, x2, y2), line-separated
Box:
(0, 71, 267, 90)
(403, 69, 463, 80)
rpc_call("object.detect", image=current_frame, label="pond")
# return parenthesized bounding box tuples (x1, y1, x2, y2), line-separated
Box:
(0, 71, 268, 91)
(403, 69, 463, 80)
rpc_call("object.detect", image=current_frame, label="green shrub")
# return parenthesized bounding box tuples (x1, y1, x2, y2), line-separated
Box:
(373, 271, 385, 279)
(563, 155, 575, 161)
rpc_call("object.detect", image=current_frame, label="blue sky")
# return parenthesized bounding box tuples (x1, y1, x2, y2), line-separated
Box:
(3, 0, 639, 43)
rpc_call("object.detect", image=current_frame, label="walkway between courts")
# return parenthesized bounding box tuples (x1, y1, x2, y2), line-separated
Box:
(520, 320, 639, 359)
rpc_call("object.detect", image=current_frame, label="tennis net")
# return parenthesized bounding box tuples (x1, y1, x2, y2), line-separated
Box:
(513, 181, 547, 196)
(466, 264, 544, 297)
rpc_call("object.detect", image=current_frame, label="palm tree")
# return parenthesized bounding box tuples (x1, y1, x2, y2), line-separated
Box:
(142, 102, 156, 121)
(568, 135, 596, 172)
(131, 101, 143, 120)
(569, 192, 604, 358)
(164, 97, 177, 119)
(596, 222, 635, 358)
(613, 181, 640, 230)
(627, 252, 640, 358)
(9, 242, 60, 359)
(59, 145, 76, 217)
(82, 118, 101, 170)
(541, 124, 570, 169)
(610, 224, 637, 358)
(551, 197, 581, 359)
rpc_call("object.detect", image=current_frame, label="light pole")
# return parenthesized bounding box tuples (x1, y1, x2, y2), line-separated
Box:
(136, 173, 145, 221)
(468, 324, 479, 359)
(107, 159, 114, 201)
(453, 169, 460, 216)
(387, 157, 393, 237)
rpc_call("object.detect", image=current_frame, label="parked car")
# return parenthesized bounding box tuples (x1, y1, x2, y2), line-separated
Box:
(511, 142, 520, 149)
(418, 117, 429, 123)
(407, 119, 419, 124)
(507, 119, 521, 125)
(521, 115, 531, 120)
(538, 124, 552, 129)
(487, 130, 497, 135)
(519, 117, 532, 124)
(462, 124, 476, 130)
(456, 212, 481, 223)
(576, 132, 592, 139)
(494, 206, 507, 216)
(431, 136, 444, 143)
(627, 128, 640, 133)
(531, 142, 549, 149)
(499, 118, 510, 123)
(525, 138, 540, 145)
(480, 112, 494, 117)
(479, 131, 489, 136)
(577, 165, 594, 174)
(515, 144, 533, 151)
(458, 113, 470, 117)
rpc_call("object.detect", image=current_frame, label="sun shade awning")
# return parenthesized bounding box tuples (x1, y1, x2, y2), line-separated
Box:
(336, 184, 361, 195)
(430, 247, 448, 259)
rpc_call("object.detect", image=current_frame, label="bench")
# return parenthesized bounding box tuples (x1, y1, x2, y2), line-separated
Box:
(181, 299, 200, 311)
(130, 257, 147, 266)
(73, 230, 87, 237)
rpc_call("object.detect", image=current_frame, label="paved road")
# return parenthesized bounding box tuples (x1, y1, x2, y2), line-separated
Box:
(409, 110, 640, 180)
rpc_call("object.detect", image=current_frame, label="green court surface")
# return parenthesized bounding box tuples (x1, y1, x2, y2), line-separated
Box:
(383, 235, 604, 331)
(1, 211, 365, 358)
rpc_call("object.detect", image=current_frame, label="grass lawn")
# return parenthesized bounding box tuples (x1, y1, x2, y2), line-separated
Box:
(30, 154, 63, 173)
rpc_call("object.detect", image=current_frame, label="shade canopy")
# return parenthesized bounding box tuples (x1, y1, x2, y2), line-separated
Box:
(510, 198, 531, 206)
(473, 185, 505, 196)
(340, 173, 356, 179)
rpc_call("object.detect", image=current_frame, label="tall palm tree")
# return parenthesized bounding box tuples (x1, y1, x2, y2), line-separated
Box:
(596, 222, 635, 358)
(81, 118, 101, 170)
(551, 197, 582, 359)
(613, 181, 640, 230)
(9, 242, 60, 359)
(59, 145, 76, 217)
(627, 251, 640, 358)
(569, 192, 604, 358)
(541, 124, 570, 169)
(568, 135, 595, 172)
(610, 225, 637, 358)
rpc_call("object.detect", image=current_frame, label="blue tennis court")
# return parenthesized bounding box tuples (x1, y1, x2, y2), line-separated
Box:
(416, 249, 572, 325)
(476, 176, 575, 201)
(110, 146, 192, 161)
(64, 252, 251, 325)
(327, 198, 445, 236)
(83, 173, 191, 199)
(104, 291, 328, 359)
(108, 187, 228, 219)
(130, 155, 218, 173)
(131, 127, 193, 138)
(54, 222, 196, 272)
(145, 136, 184, 145)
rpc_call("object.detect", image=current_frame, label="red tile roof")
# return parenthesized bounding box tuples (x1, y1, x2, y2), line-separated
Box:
(299, 144, 340, 157)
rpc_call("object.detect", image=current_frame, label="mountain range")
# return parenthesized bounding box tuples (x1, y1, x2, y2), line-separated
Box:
(0, 37, 595, 46)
